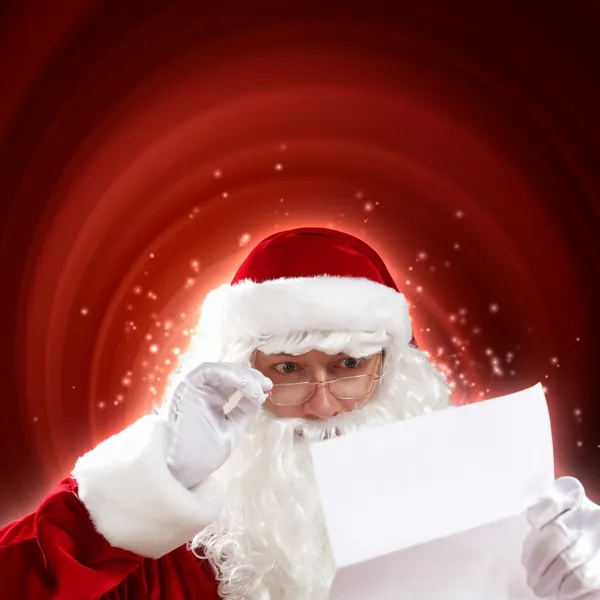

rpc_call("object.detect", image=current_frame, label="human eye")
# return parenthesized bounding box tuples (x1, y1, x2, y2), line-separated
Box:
(273, 362, 299, 375)
(337, 356, 369, 369)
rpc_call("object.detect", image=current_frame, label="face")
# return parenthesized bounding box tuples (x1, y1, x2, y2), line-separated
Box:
(252, 349, 383, 419)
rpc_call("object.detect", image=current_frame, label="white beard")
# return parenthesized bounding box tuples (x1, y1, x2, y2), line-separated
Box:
(191, 349, 450, 600)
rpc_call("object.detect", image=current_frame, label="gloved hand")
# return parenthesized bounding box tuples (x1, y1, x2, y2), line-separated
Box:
(164, 362, 273, 489)
(522, 476, 600, 599)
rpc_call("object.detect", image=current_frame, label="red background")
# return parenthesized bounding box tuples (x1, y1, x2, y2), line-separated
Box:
(1, 0, 599, 524)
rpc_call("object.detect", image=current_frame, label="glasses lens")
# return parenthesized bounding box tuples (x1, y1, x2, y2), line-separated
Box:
(329, 375, 374, 400)
(270, 383, 314, 406)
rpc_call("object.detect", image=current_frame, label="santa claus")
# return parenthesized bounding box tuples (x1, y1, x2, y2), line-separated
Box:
(1, 227, 599, 599)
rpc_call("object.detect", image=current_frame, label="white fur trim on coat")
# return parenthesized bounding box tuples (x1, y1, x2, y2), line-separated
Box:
(72, 415, 224, 559)
(198, 276, 412, 352)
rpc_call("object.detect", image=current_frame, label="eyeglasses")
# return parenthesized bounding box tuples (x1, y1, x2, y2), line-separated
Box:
(268, 373, 382, 406)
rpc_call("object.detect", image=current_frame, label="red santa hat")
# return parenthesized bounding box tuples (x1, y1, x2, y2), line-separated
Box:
(198, 227, 415, 355)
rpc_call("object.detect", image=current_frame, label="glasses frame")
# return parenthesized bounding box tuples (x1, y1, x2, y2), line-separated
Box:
(267, 351, 385, 407)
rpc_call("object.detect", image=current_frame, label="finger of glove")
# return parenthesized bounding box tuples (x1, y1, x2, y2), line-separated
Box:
(522, 506, 594, 579)
(188, 363, 271, 401)
(226, 395, 268, 439)
(559, 546, 600, 600)
(523, 522, 572, 594)
(528, 477, 586, 530)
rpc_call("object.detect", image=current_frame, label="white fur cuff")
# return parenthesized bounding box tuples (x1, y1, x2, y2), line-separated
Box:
(72, 414, 225, 559)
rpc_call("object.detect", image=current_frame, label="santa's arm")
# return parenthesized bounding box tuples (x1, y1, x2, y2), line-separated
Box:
(0, 414, 224, 599)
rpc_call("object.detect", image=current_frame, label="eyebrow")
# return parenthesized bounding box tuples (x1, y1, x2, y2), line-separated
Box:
(272, 352, 345, 358)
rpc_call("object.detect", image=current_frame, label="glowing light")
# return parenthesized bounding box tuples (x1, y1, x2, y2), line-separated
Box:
(149, 344, 159, 353)
(364, 202, 375, 212)
(80, 307, 89, 316)
(455, 210, 465, 219)
(239, 233, 251, 247)
(489, 303, 500, 313)
(213, 169, 222, 178)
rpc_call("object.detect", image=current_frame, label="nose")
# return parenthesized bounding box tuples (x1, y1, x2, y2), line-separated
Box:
(303, 380, 344, 419)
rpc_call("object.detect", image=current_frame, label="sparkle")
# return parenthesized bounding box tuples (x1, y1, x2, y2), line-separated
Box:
(185, 277, 195, 289)
(455, 210, 465, 219)
(172, 348, 181, 355)
(146, 291, 158, 300)
(364, 201, 375, 212)
(550, 356, 560, 366)
(213, 169, 222, 178)
(405, 280, 411, 285)
(485, 348, 494, 357)
(239, 233, 251, 247)
(98, 401, 106, 409)
(489, 303, 500, 314)
(473, 326, 481, 335)
(274, 163, 283, 171)
(453, 242, 461, 250)
(149, 344, 159, 353)
(574, 408, 582, 417)
(222, 191, 229, 198)
(190, 259, 201, 272)
(355, 190, 364, 200)
(416, 250, 428, 262)
(163, 320, 174, 330)
(416, 286, 423, 293)
(80, 307, 89, 316)
(576, 440, 584, 448)
(149, 253, 155, 259)
(121, 377, 132, 387)
(449, 314, 457, 322)
(133, 285, 143, 295)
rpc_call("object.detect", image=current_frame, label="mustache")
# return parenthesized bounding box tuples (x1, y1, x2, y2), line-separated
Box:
(294, 426, 342, 441)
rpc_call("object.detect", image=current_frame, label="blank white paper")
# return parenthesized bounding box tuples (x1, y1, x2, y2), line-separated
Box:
(309, 383, 554, 600)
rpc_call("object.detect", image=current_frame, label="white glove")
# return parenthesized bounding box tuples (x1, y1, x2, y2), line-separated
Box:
(164, 362, 273, 489)
(522, 476, 600, 599)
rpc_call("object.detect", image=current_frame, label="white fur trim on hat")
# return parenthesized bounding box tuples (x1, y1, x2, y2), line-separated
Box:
(198, 276, 412, 352)
(72, 415, 224, 559)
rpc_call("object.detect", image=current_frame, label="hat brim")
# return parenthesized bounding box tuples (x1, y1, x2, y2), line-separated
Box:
(198, 276, 413, 351)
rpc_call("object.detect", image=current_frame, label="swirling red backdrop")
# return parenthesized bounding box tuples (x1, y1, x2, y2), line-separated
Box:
(1, 1, 599, 523)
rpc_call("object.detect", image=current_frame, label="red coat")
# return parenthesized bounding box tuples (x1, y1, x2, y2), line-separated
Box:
(0, 415, 235, 599)
(0, 478, 222, 599)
